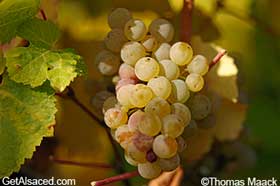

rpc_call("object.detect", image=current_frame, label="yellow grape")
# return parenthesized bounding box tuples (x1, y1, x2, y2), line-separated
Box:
(185, 73, 204, 92)
(161, 114, 185, 138)
(153, 134, 178, 158)
(138, 161, 162, 179)
(129, 84, 154, 108)
(124, 19, 147, 41)
(147, 76, 172, 100)
(159, 59, 180, 80)
(168, 79, 190, 103)
(170, 42, 193, 66)
(121, 42, 146, 66)
(138, 112, 162, 136)
(171, 103, 191, 126)
(144, 97, 171, 118)
(104, 108, 128, 129)
(116, 84, 134, 108)
(135, 57, 160, 82)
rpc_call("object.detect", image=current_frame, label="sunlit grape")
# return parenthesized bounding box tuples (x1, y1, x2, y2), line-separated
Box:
(185, 73, 204, 92)
(118, 63, 138, 81)
(161, 114, 185, 138)
(170, 42, 193, 66)
(171, 103, 191, 126)
(104, 108, 128, 129)
(153, 134, 178, 158)
(129, 84, 154, 108)
(168, 79, 190, 103)
(138, 112, 162, 136)
(187, 55, 209, 75)
(141, 35, 159, 52)
(147, 76, 172, 100)
(153, 43, 171, 61)
(144, 97, 171, 118)
(135, 57, 160, 82)
(149, 18, 174, 42)
(121, 42, 146, 66)
(159, 59, 180, 80)
(115, 125, 134, 149)
(124, 19, 147, 41)
(116, 84, 134, 108)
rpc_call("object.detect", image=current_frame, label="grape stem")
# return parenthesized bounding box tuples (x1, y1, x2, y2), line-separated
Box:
(180, 0, 194, 42)
(90, 171, 139, 186)
(40, 9, 47, 21)
(49, 156, 113, 169)
(209, 50, 227, 69)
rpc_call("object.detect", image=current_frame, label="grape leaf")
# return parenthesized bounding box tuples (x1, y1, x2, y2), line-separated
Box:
(0, 76, 57, 178)
(17, 18, 60, 49)
(0, 0, 40, 44)
(5, 47, 86, 92)
(0, 50, 5, 75)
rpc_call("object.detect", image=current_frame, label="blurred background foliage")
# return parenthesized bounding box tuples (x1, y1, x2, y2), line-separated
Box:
(19, 0, 280, 185)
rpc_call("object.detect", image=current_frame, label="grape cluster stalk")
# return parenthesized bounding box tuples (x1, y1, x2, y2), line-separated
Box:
(93, 7, 226, 185)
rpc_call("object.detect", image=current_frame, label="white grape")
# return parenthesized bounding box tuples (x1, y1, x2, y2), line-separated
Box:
(153, 134, 178, 158)
(124, 19, 147, 41)
(149, 18, 174, 42)
(116, 84, 134, 108)
(159, 59, 180, 80)
(121, 42, 146, 66)
(170, 42, 193, 66)
(171, 103, 191, 126)
(124, 153, 139, 166)
(115, 78, 137, 91)
(138, 161, 162, 179)
(185, 73, 204, 92)
(104, 29, 127, 52)
(138, 112, 162, 136)
(108, 8, 132, 29)
(115, 125, 134, 149)
(126, 142, 147, 163)
(153, 43, 171, 61)
(187, 55, 209, 75)
(161, 114, 185, 138)
(168, 79, 190, 103)
(144, 97, 171, 118)
(141, 35, 159, 52)
(118, 63, 138, 80)
(147, 76, 172, 100)
(95, 50, 120, 76)
(158, 154, 180, 171)
(128, 110, 145, 131)
(104, 108, 128, 129)
(131, 131, 154, 152)
(135, 57, 160, 82)
(188, 94, 212, 120)
(129, 84, 154, 108)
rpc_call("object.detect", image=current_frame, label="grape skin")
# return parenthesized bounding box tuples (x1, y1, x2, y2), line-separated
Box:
(124, 153, 139, 166)
(138, 112, 162, 136)
(188, 94, 212, 120)
(116, 84, 134, 108)
(131, 131, 154, 152)
(121, 42, 146, 66)
(95, 50, 120, 76)
(171, 103, 191, 126)
(135, 57, 160, 82)
(115, 125, 134, 149)
(149, 18, 174, 42)
(108, 8, 132, 29)
(147, 76, 172, 100)
(144, 97, 171, 118)
(187, 55, 209, 75)
(104, 108, 128, 129)
(158, 154, 180, 171)
(126, 142, 147, 163)
(124, 19, 147, 41)
(128, 110, 145, 131)
(161, 114, 185, 138)
(141, 35, 159, 52)
(129, 84, 154, 108)
(153, 43, 171, 61)
(159, 59, 180, 80)
(153, 134, 178, 158)
(118, 63, 138, 81)
(170, 42, 193, 66)
(185, 73, 204, 92)
(138, 161, 162, 179)
(104, 29, 127, 52)
(176, 136, 187, 152)
(115, 78, 137, 91)
(168, 79, 190, 103)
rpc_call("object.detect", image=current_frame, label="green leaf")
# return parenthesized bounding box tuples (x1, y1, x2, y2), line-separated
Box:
(0, 0, 40, 44)
(0, 50, 5, 75)
(5, 47, 86, 92)
(17, 18, 60, 49)
(0, 76, 57, 178)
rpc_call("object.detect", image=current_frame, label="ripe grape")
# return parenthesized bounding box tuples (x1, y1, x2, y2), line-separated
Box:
(115, 125, 134, 149)
(187, 55, 209, 75)
(135, 57, 160, 81)
(138, 112, 162, 136)
(149, 18, 174, 42)
(128, 110, 145, 131)
(129, 84, 154, 108)
(168, 79, 190, 103)
(131, 131, 154, 152)
(102, 96, 118, 114)
(153, 134, 178, 158)
(118, 63, 138, 80)
(153, 43, 171, 61)
(147, 76, 172, 100)
(104, 108, 128, 129)
(144, 97, 171, 118)
(104, 29, 127, 52)
(121, 42, 146, 66)
(95, 50, 120, 76)
(116, 84, 134, 108)
(158, 154, 180, 171)
(161, 114, 185, 138)
(141, 35, 159, 52)
(108, 8, 132, 29)
(115, 78, 137, 91)
(170, 42, 193, 66)
(124, 153, 139, 166)
(159, 59, 180, 80)
(138, 162, 162, 179)
(171, 103, 191, 126)
(176, 136, 187, 152)
(124, 19, 147, 41)
(185, 73, 204, 92)
(188, 94, 212, 120)
(126, 142, 147, 163)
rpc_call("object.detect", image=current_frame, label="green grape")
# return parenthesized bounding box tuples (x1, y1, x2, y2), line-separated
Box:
(135, 57, 160, 81)
(187, 55, 209, 75)
(171, 103, 191, 126)
(126, 141, 147, 163)
(138, 112, 162, 136)
(153, 43, 171, 61)
(144, 97, 171, 118)
(153, 134, 178, 158)
(158, 154, 180, 171)
(138, 161, 162, 179)
(168, 79, 190, 103)
(108, 8, 132, 29)
(161, 114, 185, 138)
(147, 76, 172, 100)
(188, 94, 212, 120)
(176, 136, 187, 152)
(185, 73, 204, 92)
(115, 125, 134, 149)
(170, 42, 193, 66)
(124, 153, 139, 166)
(121, 41, 146, 66)
(141, 35, 159, 52)
(149, 18, 174, 42)
(104, 108, 128, 129)
(182, 120, 198, 138)
(104, 29, 127, 52)
(129, 84, 154, 108)
(116, 84, 134, 108)
(95, 50, 120, 76)
(124, 19, 147, 41)
(159, 59, 180, 80)
(102, 96, 118, 114)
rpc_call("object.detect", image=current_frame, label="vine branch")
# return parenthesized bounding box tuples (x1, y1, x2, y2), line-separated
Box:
(91, 171, 139, 186)
(39, 9, 47, 21)
(180, 0, 194, 42)
(209, 50, 227, 69)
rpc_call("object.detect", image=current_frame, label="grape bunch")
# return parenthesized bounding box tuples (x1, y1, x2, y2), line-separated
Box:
(96, 8, 214, 179)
